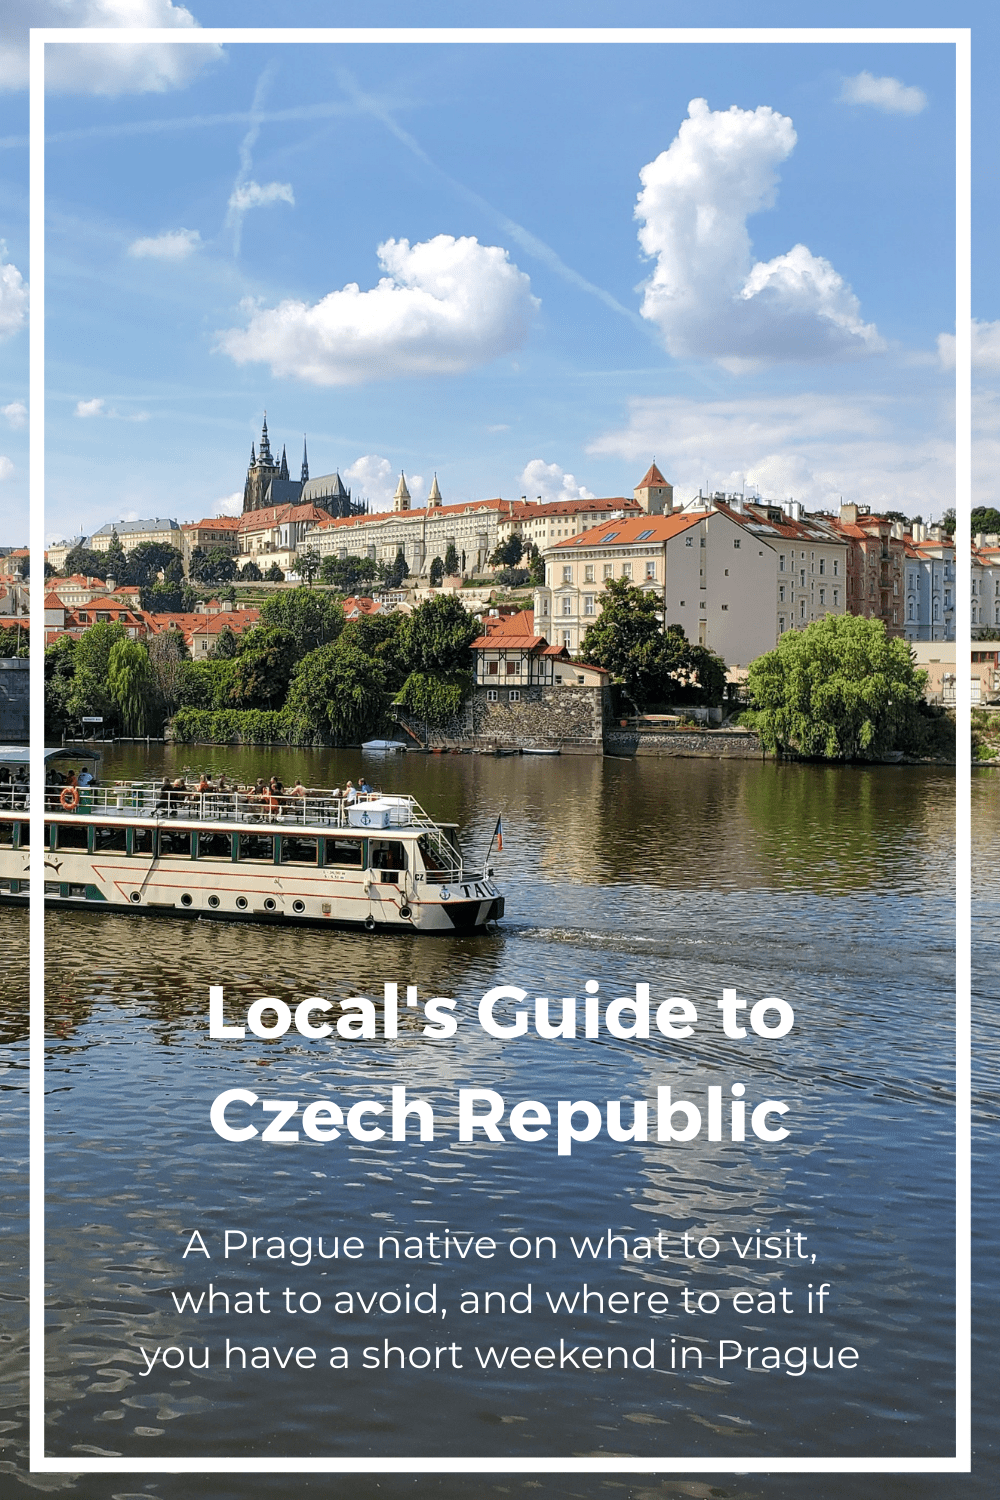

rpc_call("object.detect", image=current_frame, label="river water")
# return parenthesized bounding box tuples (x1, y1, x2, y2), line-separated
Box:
(0, 749, 988, 1497)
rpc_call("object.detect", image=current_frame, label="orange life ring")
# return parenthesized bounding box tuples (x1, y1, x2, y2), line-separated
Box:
(60, 785, 79, 810)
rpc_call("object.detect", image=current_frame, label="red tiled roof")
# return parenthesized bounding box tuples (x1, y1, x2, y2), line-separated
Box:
(636, 463, 669, 489)
(555, 513, 702, 549)
(509, 498, 639, 520)
(311, 498, 512, 531)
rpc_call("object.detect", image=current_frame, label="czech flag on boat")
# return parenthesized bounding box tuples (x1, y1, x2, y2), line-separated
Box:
(493, 814, 503, 852)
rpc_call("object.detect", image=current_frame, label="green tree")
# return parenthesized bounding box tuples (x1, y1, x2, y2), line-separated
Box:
(107, 638, 157, 734)
(971, 507, 1000, 536)
(146, 628, 190, 717)
(429, 555, 444, 587)
(44, 634, 78, 735)
(229, 626, 299, 708)
(239, 558, 263, 581)
(490, 534, 524, 569)
(61, 545, 109, 580)
(579, 578, 670, 711)
(258, 587, 344, 655)
(285, 641, 389, 744)
(338, 613, 408, 690)
(297, 547, 322, 587)
(526, 542, 545, 586)
(126, 541, 184, 587)
(265, 561, 285, 582)
(67, 620, 128, 727)
(103, 530, 128, 583)
(140, 580, 196, 612)
(398, 594, 479, 676)
(941, 507, 956, 537)
(443, 542, 459, 578)
(743, 614, 937, 760)
(211, 625, 240, 659)
(394, 670, 470, 728)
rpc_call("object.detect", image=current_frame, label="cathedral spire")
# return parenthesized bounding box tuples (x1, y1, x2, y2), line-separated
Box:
(280, 444, 289, 481)
(301, 436, 309, 484)
(259, 412, 273, 466)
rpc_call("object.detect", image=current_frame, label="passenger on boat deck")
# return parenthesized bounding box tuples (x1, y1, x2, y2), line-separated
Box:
(78, 766, 94, 787)
(197, 772, 213, 793)
(291, 778, 306, 797)
(359, 777, 373, 795)
(343, 781, 356, 805)
(154, 777, 171, 814)
(269, 774, 284, 795)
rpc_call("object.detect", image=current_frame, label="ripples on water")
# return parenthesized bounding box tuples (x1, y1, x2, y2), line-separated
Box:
(0, 752, 983, 1495)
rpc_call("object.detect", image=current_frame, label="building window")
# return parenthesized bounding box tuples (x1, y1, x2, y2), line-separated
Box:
(584, 594, 595, 616)
(800, 570, 806, 586)
(908, 602, 914, 620)
(721, 603, 729, 611)
(508, 690, 520, 702)
(833, 589, 839, 605)
(584, 564, 595, 583)
(506, 660, 518, 675)
(603, 563, 614, 579)
(562, 632, 571, 648)
(833, 560, 839, 576)
(800, 600, 806, 620)
(621, 562, 632, 579)
(819, 558, 825, 575)
(733, 538, 741, 549)
(779, 554, 785, 571)
(562, 565, 572, 583)
(819, 588, 826, 605)
(541, 598, 549, 616)
(645, 560, 656, 579)
(686, 537, 694, 547)
(778, 585, 785, 603)
(486, 689, 498, 702)
(778, 616, 786, 633)
(487, 661, 499, 675)
(562, 597, 572, 616)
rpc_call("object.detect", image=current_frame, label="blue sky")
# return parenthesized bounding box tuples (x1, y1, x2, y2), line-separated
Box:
(0, 2, 993, 547)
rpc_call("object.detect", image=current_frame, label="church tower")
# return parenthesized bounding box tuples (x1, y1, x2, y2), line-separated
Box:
(243, 413, 282, 513)
(427, 473, 442, 509)
(393, 472, 411, 513)
(634, 461, 673, 516)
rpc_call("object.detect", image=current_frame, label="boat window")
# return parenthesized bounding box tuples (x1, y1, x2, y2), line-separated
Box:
(442, 827, 462, 858)
(370, 839, 406, 872)
(0, 821, 13, 848)
(54, 822, 89, 851)
(93, 825, 127, 853)
(197, 830, 233, 860)
(323, 837, 364, 868)
(280, 835, 318, 865)
(15, 821, 28, 848)
(238, 833, 275, 863)
(131, 826, 153, 856)
(158, 829, 194, 859)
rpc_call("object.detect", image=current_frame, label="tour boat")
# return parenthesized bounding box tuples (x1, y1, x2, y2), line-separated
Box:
(0, 751, 504, 934)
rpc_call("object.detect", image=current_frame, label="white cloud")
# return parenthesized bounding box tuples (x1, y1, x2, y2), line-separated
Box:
(937, 319, 1000, 373)
(520, 459, 594, 504)
(217, 235, 538, 386)
(128, 227, 201, 259)
(635, 98, 882, 366)
(0, 456, 14, 481)
(214, 491, 243, 517)
(343, 455, 395, 511)
(73, 396, 148, 420)
(0, 252, 28, 340)
(2, 401, 26, 428)
(588, 392, 954, 516)
(75, 397, 105, 417)
(0, 1, 223, 95)
(227, 180, 294, 215)
(840, 72, 927, 115)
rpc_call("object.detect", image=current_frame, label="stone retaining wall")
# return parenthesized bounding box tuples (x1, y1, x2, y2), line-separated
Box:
(604, 728, 763, 759)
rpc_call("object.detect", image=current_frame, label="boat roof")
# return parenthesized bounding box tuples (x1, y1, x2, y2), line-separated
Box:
(0, 745, 102, 765)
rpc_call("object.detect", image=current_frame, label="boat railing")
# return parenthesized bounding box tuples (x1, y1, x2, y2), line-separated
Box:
(24, 781, 465, 881)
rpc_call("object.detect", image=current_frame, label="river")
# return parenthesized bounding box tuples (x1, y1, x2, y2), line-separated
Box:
(0, 749, 988, 1497)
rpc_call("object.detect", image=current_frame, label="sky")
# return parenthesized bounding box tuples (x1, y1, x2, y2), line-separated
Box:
(0, 2, 994, 548)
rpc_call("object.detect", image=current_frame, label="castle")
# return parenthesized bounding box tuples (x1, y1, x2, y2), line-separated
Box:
(242, 415, 368, 520)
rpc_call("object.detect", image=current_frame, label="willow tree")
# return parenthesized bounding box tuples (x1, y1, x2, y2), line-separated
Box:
(106, 638, 156, 735)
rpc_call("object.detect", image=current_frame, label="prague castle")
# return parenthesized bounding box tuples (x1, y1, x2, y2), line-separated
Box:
(242, 415, 367, 520)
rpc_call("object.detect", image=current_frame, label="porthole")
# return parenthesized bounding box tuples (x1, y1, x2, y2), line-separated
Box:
(180, 893, 193, 907)
(235, 895, 248, 910)
(263, 896, 277, 912)
(207, 894, 220, 909)
(292, 899, 305, 914)
(129, 891, 141, 904)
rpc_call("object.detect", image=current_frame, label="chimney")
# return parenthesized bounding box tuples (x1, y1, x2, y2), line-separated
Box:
(840, 503, 859, 525)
